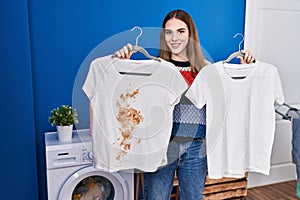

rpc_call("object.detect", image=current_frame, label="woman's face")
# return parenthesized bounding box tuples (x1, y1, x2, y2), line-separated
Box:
(164, 18, 189, 60)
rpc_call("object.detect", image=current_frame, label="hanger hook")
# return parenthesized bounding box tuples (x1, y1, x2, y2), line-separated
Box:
(233, 33, 244, 52)
(131, 26, 143, 46)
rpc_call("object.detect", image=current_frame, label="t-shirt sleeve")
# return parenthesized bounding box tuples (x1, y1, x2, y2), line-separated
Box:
(185, 72, 207, 109)
(169, 69, 189, 105)
(82, 60, 99, 101)
(273, 67, 284, 105)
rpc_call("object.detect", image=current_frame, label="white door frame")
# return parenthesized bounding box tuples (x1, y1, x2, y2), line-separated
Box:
(244, 0, 300, 188)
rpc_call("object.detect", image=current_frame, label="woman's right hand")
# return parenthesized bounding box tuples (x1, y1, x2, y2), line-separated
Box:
(114, 43, 134, 59)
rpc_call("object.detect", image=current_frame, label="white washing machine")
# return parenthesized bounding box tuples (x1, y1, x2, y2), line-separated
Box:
(45, 129, 134, 200)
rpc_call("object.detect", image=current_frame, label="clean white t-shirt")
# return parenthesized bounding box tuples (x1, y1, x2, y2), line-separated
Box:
(83, 55, 188, 172)
(186, 61, 284, 178)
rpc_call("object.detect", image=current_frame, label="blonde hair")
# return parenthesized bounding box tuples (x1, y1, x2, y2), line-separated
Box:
(159, 9, 207, 74)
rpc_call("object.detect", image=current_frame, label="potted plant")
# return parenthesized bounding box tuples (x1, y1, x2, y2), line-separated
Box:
(49, 105, 79, 142)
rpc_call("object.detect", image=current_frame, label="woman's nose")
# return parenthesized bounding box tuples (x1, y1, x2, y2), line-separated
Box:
(171, 32, 178, 41)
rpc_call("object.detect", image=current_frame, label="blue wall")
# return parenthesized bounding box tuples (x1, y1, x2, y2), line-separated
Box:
(0, 1, 246, 199)
(0, 0, 39, 199)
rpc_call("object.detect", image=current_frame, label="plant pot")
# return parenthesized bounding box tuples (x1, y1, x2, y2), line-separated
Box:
(57, 125, 73, 142)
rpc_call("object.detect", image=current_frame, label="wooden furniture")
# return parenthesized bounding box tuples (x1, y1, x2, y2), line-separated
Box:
(170, 174, 179, 200)
(135, 173, 144, 200)
(203, 173, 248, 200)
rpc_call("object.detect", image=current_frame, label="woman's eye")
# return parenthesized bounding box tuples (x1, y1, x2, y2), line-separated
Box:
(165, 30, 172, 35)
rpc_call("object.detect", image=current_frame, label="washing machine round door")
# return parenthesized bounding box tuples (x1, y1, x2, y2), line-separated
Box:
(58, 166, 130, 200)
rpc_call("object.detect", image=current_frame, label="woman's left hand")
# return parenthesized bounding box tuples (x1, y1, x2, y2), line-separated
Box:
(238, 50, 256, 64)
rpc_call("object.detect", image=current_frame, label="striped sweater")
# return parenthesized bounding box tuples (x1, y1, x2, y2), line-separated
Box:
(170, 59, 206, 139)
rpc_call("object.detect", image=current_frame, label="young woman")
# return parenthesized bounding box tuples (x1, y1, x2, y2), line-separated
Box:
(115, 9, 255, 200)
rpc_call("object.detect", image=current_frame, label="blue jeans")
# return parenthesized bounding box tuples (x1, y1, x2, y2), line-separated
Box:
(292, 118, 300, 166)
(144, 139, 207, 200)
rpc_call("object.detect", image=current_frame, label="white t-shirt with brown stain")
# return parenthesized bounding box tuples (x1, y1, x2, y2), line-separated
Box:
(83, 55, 188, 172)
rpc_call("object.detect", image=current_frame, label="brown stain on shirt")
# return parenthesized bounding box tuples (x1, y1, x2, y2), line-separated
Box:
(115, 88, 143, 160)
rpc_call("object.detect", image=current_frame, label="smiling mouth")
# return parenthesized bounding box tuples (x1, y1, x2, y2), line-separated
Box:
(170, 43, 180, 48)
